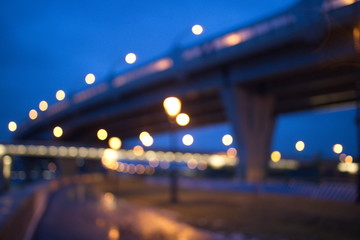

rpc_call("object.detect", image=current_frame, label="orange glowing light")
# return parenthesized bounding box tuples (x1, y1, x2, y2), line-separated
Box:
(223, 33, 242, 47)
(133, 145, 144, 156)
(53, 126, 63, 138)
(108, 137, 122, 150)
(39, 100, 48, 111)
(227, 148, 237, 158)
(271, 151, 281, 162)
(29, 109, 38, 120)
(97, 129, 108, 141)
(163, 97, 181, 117)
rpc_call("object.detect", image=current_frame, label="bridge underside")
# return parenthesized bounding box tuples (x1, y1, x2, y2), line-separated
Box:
(14, 1, 360, 181)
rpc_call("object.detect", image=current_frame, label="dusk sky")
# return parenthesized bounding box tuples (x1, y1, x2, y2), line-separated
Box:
(0, 0, 357, 160)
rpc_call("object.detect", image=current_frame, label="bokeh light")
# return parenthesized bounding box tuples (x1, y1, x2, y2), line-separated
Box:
(53, 126, 63, 138)
(108, 137, 122, 150)
(85, 73, 96, 85)
(56, 90, 66, 101)
(333, 144, 343, 154)
(176, 113, 190, 126)
(182, 134, 194, 146)
(163, 97, 181, 117)
(295, 141, 305, 151)
(133, 145, 144, 156)
(29, 109, 38, 120)
(8, 121, 17, 132)
(227, 147, 237, 158)
(97, 129, 108, 141)
(192, 24, 203, 35)
(339, 153, 347, 162)
(141, 134, 154, 147)
(209, 155, 225, 169)
(139, 131, 150, 142)
(222, 134, 233, 146)
(271, 151, 281, 162)
(39, 100, 48, 111)
(345, 155, 353, 163)
(125, 53, 137, 64)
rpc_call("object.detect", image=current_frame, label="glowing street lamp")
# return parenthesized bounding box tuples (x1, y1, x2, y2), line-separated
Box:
(97, 129, 108, 141)
(295, 141, 305, 151)
(163, 97, 181, 117)
(53, 126, 63, 138)
(222, 134, 233, 146)
(56, 90, 66, 101)
(29, 109, 38, 120)
(333, 144, 343, 154)
(108, 137, 122, 150)
(182, 134, 194, 146)
(8, 121, 17, 132)
(85, 73, 96, 85)
(125, 53, 137, 64)
(162, 96, 188, 204)
(271, 151, 281, 162)
(176, 113, 190, 126)
(39, 101, 48, 111)
(192, 24, 204, 35)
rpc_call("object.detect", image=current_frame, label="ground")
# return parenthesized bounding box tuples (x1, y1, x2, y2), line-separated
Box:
(32, 175, 360, 240)
(104, 176, 360, 240)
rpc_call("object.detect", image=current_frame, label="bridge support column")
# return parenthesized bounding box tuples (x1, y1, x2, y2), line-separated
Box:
(221, 85, 275, 182)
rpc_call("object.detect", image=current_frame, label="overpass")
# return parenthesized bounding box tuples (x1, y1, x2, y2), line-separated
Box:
(14, 0, 360, 181)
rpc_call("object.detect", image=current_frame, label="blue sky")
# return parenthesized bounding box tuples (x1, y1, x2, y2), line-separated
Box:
(0, 0, 357, 159)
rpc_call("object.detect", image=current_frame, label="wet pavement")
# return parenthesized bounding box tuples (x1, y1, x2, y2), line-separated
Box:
(32, 183, 233, 240)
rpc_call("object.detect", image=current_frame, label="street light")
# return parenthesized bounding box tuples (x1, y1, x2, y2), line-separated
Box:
(163, 96, 190, 203)
(125, 53, 137, 64)
(163, 97, 181, 117)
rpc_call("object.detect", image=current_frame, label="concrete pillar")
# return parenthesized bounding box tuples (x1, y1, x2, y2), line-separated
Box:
(221, 83, 276, 182)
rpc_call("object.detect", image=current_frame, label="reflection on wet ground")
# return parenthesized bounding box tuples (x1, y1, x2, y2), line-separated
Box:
(32, 182, 221, 240)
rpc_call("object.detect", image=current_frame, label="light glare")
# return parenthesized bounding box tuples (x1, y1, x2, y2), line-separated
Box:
(141, 135, 154, 147)
(125, 53, 137, 64)
(97, 129, 108, 141)
(163, 97, 181, 117)
(108, 137, 122, 150)
(222, 134, 233, 146)
(56, 90, 66, 101)
(8, 121, 17, 132)
(39, 101, 48, 111)
(345, 155, 353, 163)
(29, 109, 38, 120)
(333, 144, 343, 154)
(53, 126, 63, 138)
(192, 24, 203, 35)
(176, 113, 190, 126)
(182, 134, 194, 146)
(295, 141, 305, 151)
(271, 151, 281, 162)
(85, 73, 96, 85)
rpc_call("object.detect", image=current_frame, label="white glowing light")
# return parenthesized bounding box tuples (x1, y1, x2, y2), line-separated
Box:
(125, 53, 137, 64)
